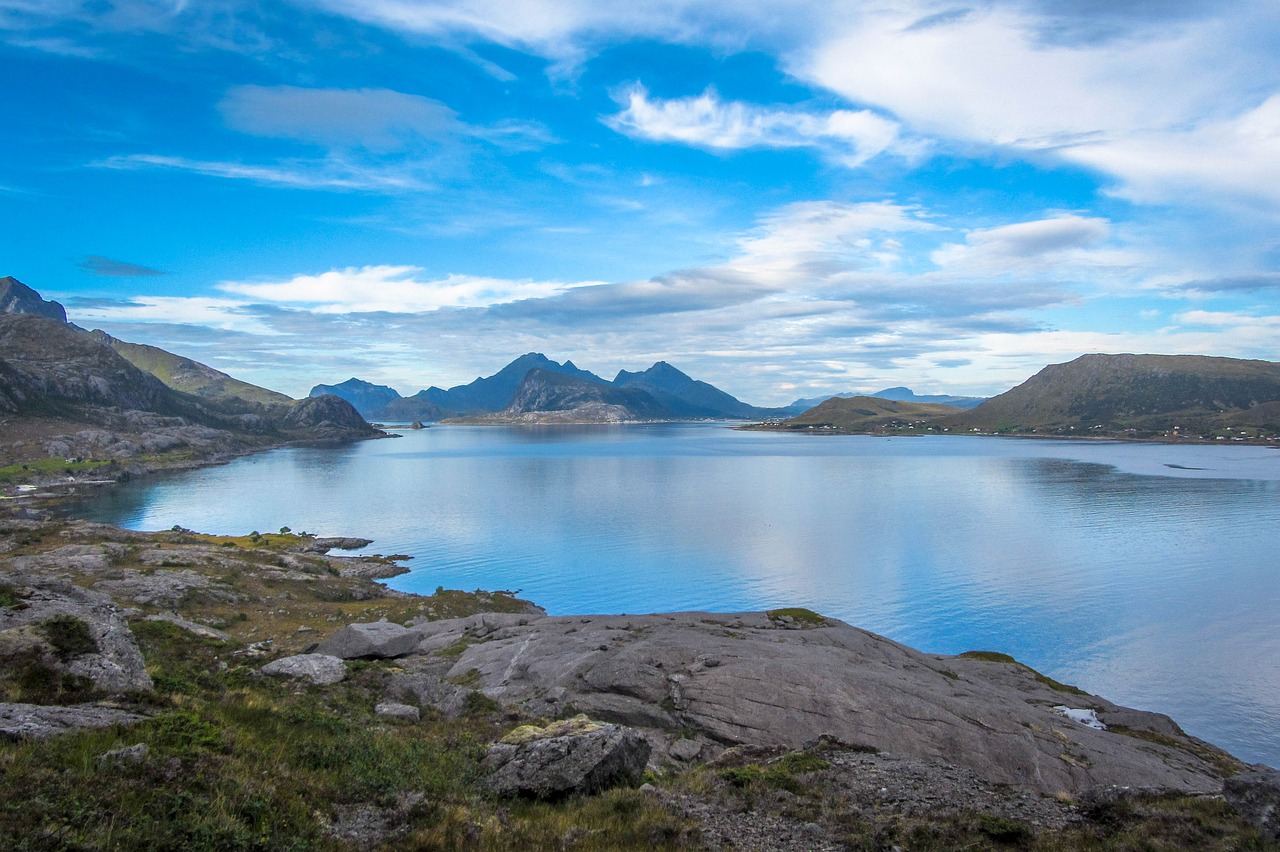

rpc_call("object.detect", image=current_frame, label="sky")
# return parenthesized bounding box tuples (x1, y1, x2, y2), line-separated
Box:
(2, 1, 1279, 405)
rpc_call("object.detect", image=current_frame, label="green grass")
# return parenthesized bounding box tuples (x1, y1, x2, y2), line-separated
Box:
(960, 650, 1090, 696)
(37, 615, 98, 660)
(765, 607, 827, 626)
(0, 457, 114, 484)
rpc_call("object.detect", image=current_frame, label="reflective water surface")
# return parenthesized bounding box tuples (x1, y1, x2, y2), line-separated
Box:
(69, 424, 1280, 765)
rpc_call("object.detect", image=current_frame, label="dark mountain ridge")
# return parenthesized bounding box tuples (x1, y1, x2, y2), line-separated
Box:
(314, 354, 777, 422)
(943, 353, 1280, 438)
(308, 378, 400, 417)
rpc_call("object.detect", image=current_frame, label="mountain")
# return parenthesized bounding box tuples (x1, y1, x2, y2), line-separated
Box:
(308, 378, 401, 417)
(423, 353, 607, 416)
(0, 276, 67, 322)
(453, 369, 678, 423)
(0, 284, 378, 467)
(102, 333, 293, 406)
(760, 396, 960, 433)
(786, 387, 986, 414)
(944, 353, 1280, 438)
(613, 361, 782, 419)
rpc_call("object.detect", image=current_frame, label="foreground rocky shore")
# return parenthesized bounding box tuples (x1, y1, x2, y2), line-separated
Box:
(2, 503, 1278, 849)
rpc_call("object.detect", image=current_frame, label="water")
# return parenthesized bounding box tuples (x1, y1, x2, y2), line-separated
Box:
(68, 424, 1280, 766)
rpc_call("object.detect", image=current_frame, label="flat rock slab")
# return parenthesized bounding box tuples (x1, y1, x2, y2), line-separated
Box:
(483, 716, 650, 799)
(402, 610, 1239, 796)
(260, 653, 346, 685)
(0, 702, 149, 740)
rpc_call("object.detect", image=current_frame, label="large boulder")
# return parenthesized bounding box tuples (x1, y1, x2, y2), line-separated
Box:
(482, 715, 650, 799)
(260, 653, 346, 685)
(1224, 766, 1280, 840)
(316, 621, 421, 659)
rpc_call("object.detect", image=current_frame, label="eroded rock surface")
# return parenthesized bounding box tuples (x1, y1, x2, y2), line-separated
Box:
(390, 610, 1239, 795)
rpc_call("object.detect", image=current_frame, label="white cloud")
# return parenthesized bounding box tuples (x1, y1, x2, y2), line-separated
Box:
(70, 295, 278, 334)
(733, 199, 937, 279)
(930, 215, 1110, 269)
(605, 85, 903, 167)
(218, 264, 600, 313)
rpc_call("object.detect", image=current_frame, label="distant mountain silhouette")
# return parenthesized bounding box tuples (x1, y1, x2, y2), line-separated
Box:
(786, 387, 985, 414)
(314, 353, 777, 422)
(309, 378, 401, 418)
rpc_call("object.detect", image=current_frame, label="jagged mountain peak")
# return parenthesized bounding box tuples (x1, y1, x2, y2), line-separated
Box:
(0, 276, 68, 323)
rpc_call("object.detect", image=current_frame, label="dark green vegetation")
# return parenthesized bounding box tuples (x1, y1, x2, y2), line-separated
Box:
(943, 353, 1280, 440)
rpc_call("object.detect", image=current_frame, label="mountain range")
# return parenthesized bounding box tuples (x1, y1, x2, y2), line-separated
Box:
(311, 355, 790, 423)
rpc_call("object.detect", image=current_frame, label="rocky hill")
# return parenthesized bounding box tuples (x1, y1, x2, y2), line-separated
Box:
(944, 353, 1280, 438)
(0, 284, 379, 472)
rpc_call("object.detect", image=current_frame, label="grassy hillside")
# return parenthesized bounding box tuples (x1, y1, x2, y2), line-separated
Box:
(945, 353, 1280, 439)
(104, 336, 293, 405)
(747, 396, 958, 434)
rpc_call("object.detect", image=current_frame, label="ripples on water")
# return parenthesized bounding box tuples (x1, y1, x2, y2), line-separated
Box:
(69, 425, 1280, 766)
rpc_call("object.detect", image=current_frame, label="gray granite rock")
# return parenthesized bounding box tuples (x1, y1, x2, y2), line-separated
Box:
(375, 701, 421, 722)
(1224, 766, 1280, 840)
(316, 621, 422, 659)
(0, 702, 148, 740)
(483, 716, 650, 799)
(260, 653, 346, 685)
(391, 610, 1238, 795)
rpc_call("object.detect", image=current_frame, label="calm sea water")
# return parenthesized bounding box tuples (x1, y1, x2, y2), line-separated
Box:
(69, 424, 1280, 766)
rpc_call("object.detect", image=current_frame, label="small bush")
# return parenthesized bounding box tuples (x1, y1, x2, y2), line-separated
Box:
(38, 615, 97, 660)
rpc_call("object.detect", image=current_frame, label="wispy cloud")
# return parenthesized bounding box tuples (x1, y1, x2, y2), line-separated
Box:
(219, 85, 463, 152)
(605, 85, 906, 167)
(96, 153, 434, 192)
(218, 264, 600, 313)
(78, 255, 166, 277)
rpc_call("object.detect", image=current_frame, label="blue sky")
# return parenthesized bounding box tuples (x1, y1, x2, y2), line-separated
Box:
(3, 1, 1279, 404)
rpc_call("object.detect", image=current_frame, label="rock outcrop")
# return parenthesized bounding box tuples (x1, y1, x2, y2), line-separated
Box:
(1224, 767, 1280, 840)
(383, 610, 1239, 796)
(0, 702, 149, 740)
(482, 715, 651, 799)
